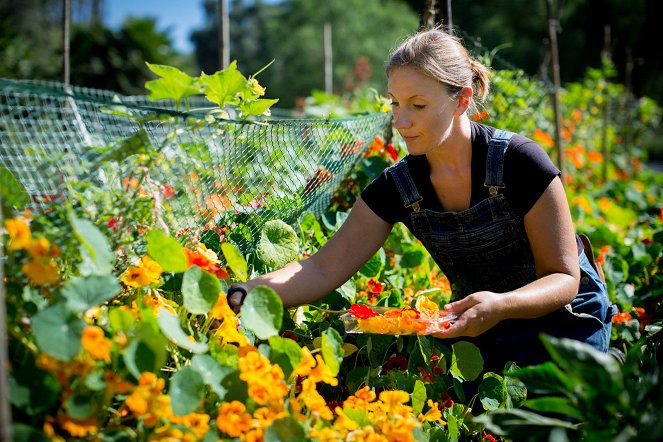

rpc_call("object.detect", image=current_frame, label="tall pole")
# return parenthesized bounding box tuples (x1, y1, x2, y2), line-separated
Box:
(423, 0, 437, 29)
(439, 0, 453, 31)
(0, 193, 11, 442)
(63, 0, 71, 86)
(323, 22, 333, 94)
(217, 0, 230, 70)
(545, 0, 564, 176)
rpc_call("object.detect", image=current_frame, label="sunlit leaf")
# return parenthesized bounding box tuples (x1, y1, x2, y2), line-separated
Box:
(146, 229, 188, 273)
(451, 341, 483, 381)
(70, 215, 113, 276)
(60, 275, 120, 313)
(321, 327, 343, 376)
(157, 309, 208, 354)
(240, 285, 283, 340)
(169, 366, 205, 416)
(145, 62, 199, 102)
(181, 266, 221, 315)
(221, 242, 248, 281)
(257, 220, 300, 268)
(32, 303, 84, 361)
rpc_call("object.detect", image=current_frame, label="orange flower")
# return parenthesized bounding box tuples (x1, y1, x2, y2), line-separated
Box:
(185, 243, 229, 279)
(204, 193, 232, 217)
(57, 413, 98, 437)
(121, 256, 163, 288)
(588, 151, 603, 163)
(81, 326, 111, 363)
(216, 401, 253, 437)
(22, 260, 59, 286)
(5, 218, 31, 250)
(612, 309, 632, 325)
(25, 236, 59, 260)
(532, 129, 554, 149)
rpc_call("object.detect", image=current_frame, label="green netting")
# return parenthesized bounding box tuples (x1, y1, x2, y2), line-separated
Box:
(0, 78, 391, 252)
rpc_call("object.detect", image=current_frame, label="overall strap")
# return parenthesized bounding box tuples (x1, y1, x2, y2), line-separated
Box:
(388, 158, 423, 212)
(484, 129, 515, 196)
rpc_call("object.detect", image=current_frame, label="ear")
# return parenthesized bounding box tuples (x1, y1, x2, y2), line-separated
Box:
(454, 87, 474, 117)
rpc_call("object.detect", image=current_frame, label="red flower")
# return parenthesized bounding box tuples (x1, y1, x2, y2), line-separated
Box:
(366, 278, 384, 295)
(440, 393, 454, 409)
(418, 368, 434, 383)
(350, 303, 379, 319)
(383, 355, 408, 373)
(281, 330, 299, 342)
(386, 143, 399, 162)
(483, 431, 497, 442)
(160, 184, 175, 198)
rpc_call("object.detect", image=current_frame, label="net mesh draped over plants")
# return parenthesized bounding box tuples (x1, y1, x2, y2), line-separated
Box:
(0, 78, 391, 252)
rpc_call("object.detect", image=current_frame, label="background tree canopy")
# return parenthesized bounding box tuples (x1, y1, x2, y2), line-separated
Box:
(1, 0, 661, 107)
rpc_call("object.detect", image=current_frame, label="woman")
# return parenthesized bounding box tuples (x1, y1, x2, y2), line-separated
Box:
(228, 27, 614, 373)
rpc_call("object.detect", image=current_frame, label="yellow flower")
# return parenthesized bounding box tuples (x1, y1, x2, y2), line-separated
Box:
(5, 218, 31, 250)
(81, 325, 111, 363)
(418, 400, 445, 424)
(299, 378, 333, 420)
(22, 259, 59, 285)
(216, 401, 253, 438)
(211, 292, 236, 320)
(215, 314, 249, 346)
(57, 413, 98, 437)
(25, 236, 59, 260)
(378, 390, 411, 415)
(248, 78, 266, 96)
(238, 350, 288, 405)
(121, 256, 163, 288)
(343, 386, 376, 411)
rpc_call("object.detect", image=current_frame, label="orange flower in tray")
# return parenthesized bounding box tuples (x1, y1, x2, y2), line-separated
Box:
(341, 297, 459, 335)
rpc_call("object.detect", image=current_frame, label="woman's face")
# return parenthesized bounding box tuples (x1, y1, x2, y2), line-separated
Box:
(388, 66, 456, 156)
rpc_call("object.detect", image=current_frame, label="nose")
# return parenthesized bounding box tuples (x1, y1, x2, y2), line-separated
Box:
(392, 109, 411, 130)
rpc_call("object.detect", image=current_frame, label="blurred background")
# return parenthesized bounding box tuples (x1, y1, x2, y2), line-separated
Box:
(1, 0, 661, 159)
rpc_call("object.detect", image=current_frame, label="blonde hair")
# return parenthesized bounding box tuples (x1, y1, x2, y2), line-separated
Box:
(386, 27, 491, 101)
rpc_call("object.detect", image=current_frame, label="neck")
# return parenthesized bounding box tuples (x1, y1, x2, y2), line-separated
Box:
(426, 115, 472, 172)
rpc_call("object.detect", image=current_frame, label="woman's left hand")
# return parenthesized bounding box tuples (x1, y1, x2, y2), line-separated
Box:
(432, 291, 506, 339)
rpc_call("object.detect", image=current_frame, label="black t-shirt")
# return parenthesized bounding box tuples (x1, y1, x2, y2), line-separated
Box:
(361, 122, 561, 227)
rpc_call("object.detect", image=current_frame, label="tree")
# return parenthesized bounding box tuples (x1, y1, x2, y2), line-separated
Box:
(191, 0, 419, 107)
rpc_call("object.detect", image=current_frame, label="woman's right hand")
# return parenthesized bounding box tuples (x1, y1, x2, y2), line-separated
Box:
(227, 282, 250, 314)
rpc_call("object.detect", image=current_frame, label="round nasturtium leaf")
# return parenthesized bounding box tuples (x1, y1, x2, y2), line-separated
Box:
(60, 275, 120, 313)
(32, 303, 85, 361)
(240, 286, 283, 340)
(257, 220, 299, 268)
(169, 366, 205, 416)
(181, 266, 221, 315)
(221, 242, 248, 281)
(146, 229, 188, 273)
(451, 341, 484, 381)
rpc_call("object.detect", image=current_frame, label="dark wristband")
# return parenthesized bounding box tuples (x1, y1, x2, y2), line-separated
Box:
(227, 283, 249, 303)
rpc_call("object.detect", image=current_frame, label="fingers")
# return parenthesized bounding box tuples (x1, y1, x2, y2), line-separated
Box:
(227, 283, 249, 314)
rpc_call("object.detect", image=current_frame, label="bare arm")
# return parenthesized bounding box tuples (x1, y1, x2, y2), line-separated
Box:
(229, 197, 393, 309)
(437, 176, 580, 337)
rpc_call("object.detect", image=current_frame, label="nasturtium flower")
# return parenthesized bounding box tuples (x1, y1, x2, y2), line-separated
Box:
(25, 236, 59, 260)
(216, 401, 253, 438)
(81, 325, 111, 363)
(418, 399, 445, 424)
(185, 243, 229, 279)
(57, 413, 98, 437)
(5, 218, 31, 250)
(121, 256, 163, 288)
(22, 259, 59, 286)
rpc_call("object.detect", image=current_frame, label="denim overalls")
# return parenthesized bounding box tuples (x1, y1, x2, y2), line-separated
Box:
(388, 129, 614, 372)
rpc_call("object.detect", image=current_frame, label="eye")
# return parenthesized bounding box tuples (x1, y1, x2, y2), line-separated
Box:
(390, 101, 400, 107)
(413, 104, 427, 110)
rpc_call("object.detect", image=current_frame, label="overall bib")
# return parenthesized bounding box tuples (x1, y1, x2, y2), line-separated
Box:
(388, 129, 614, 373)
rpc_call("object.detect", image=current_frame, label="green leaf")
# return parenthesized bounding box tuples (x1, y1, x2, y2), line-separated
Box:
(479, 373, 505, 411)
(221, 242, 248, 281)
(257, 220, 300, 268)
(169, 366, 205, 416)
(108, 306, 136, 333)
(32, 303, 85, 361)
(60, 275, 120, 313)
(181, 266, 221, 315)
(263, 417, 307, 442)
(472, 408, 578, 439)
(146, 229, 188, 273)
(504, 361, 527, 408)
(239, 98, 279, 117)
(411, 380, 427, 416)
(451, 341, 484, 381)
(123, 322, 168, 379)
(524, 397, 584, 420)
(507, 361, 576, 395)
(359, 248, 385, 278)
(199, 61, 247, 107)
(240, 286, 283, 340)
(65, 393, 95, 419)
(321, 327, 344, 377)
(145, 62, 199, 102)
(191, 354, 233, 399)
(0, 166, 29, 213)
(268, 336, 304, 380)
(157, 309, 208, 354)
(417, 335, 432, 364)
(12, 424, 50, 442)
(70, 215, 114, 276)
